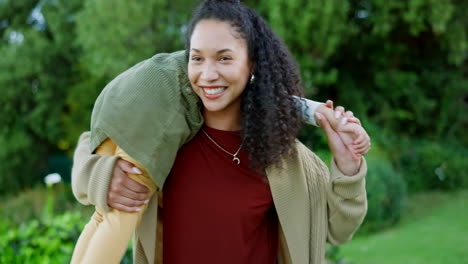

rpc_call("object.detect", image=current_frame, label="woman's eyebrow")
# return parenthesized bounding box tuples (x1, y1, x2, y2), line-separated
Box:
(190, 48, 233, 53)
(216, 48, 233, 54)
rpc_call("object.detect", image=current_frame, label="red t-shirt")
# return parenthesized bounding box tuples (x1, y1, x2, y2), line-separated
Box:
(163, 125, 279, 264)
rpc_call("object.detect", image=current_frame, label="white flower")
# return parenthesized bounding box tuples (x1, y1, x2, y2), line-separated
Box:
(44, 173, 62, 186)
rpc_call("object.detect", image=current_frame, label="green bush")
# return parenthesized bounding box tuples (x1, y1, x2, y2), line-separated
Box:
(0, 212, 84, 263)
(0, 184, 134, 263)
(359, 148, 407, 234)
(398, 139, 468, 192)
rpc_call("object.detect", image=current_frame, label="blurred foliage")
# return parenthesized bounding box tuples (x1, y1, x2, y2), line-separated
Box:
(0, 0, 82, 194)
(261, 0, 467, 144)
(76, 0, 194, 79)
(0, 183, 133, 263)
(0, 208, 134, 264)
(0, 183, 90, 224)
(397, 138, 468, 192)
(0, 211, 83, 263)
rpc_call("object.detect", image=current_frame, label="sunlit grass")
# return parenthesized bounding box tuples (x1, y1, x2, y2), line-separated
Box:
(339, 190, 468, 263)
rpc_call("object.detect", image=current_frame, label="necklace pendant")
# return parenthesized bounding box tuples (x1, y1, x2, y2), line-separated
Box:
(233, 156, 240, 165)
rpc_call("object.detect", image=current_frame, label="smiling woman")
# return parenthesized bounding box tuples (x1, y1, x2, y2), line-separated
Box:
(70, 0, 370, 263)
(189, 20, 252, 131)
(163, 1, 368, 263)
(184, 1, 309, 171)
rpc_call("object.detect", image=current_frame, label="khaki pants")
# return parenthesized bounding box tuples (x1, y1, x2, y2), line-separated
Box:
(71, 138, 157, 264)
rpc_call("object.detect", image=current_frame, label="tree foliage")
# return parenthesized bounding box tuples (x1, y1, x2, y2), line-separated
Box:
(259, 0, 466, 142)
(0, 0, 83, 193)
(76, 0, 194, 79)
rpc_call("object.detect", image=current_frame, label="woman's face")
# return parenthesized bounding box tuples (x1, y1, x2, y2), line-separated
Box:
(188, 19, 252, 117)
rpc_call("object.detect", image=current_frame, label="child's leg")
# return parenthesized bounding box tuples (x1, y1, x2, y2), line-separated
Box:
(71, 210, 104, 263)
(79, 205, 147, 263)
(71, 138, 157, 264)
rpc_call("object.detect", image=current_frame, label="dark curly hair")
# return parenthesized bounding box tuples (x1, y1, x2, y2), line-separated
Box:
(185, 0, 304, 171)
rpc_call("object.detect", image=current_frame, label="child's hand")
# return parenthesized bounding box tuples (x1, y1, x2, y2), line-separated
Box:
(324, 99, 362, 126)
(315, 112, 361, 175)
(335, 121, 370, 159)
(321, 100, 371, 158)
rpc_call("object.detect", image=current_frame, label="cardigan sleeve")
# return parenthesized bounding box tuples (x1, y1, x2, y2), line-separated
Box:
(71, 131, 119, 212)
(326, 157, 368, 245)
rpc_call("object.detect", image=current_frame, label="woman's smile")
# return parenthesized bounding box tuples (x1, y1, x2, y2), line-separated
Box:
(200, 85, 228, 99)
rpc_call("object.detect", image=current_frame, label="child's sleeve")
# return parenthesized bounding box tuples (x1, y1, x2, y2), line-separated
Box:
(293, 96, 325, 127)
(114, 146, 158, 194)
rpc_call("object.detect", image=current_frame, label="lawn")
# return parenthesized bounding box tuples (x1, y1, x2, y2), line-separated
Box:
(339, 189, 468, 264)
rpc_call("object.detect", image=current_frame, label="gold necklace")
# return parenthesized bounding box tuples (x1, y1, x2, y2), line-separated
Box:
(201, 128, 242, 165)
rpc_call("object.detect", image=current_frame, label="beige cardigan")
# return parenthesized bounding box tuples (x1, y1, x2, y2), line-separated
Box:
(72, 132, 367, 264)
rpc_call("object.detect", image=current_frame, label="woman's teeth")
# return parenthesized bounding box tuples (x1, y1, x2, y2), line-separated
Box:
(203, 87, 226, 95)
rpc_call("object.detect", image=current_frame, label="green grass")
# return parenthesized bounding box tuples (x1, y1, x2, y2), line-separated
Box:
(339, 190, 468, 264)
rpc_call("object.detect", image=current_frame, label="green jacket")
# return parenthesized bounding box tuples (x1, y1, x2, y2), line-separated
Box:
(89, 51, 203, 190)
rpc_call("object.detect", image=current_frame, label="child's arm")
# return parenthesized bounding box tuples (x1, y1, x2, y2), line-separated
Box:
(296, 97, 359, 130)
(296, 97, 370, 157)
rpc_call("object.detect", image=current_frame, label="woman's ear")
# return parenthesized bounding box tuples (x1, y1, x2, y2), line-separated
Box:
(249, 60, 255, 75)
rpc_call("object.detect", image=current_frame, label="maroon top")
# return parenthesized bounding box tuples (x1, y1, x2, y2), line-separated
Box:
(163, 125, 279, 264)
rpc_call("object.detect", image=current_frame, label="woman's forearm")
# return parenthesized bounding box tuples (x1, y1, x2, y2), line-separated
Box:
(71, 132, 118, 212)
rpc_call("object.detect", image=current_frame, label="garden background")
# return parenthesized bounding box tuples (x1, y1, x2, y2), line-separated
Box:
(0, 0, 466, 263)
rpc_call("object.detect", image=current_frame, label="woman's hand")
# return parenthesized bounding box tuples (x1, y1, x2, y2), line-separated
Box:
(107, 159, 151, 212)
(321, 100, 371, 156)
(316, 101, 371, 175)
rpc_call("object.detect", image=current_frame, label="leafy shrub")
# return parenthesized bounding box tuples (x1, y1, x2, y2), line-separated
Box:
(398, 139, 468, 192)
(0, 211, 133, 263)
(0, 184, 133, 263)
(0, 212, 84, 263)
(359, 148, 407, 233)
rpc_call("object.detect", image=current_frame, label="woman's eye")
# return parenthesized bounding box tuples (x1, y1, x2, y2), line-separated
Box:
(191, 56, 201, 61)
(220, 56, 232, 61)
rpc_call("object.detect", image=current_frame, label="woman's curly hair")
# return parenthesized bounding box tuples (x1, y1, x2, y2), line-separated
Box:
(185, 0, 304, 171)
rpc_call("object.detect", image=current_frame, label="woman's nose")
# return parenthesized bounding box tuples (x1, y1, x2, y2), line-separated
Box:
(200, 63, 219, 81)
